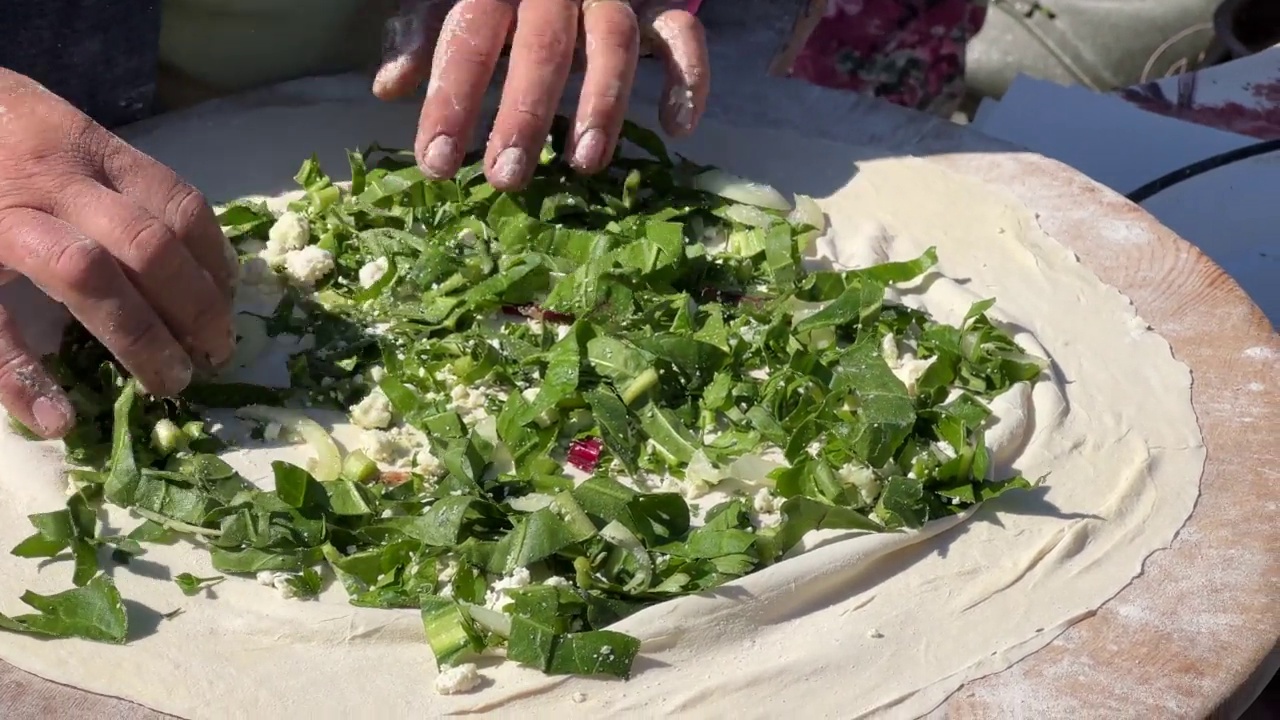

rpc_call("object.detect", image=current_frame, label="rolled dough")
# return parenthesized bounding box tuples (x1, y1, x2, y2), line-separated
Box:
(0, 89, 1203, 719)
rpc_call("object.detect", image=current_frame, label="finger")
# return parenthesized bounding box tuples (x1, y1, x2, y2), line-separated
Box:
(642, 6, 709, 137)
(373, 0, 452, 100)
(0, 208, 193, 397)
(484, 0, 580, 190)
(570, 0, 640, 173)
(0, 306, 75, 439)
(101, 143, 238, 306)
(414, 0, 517, 179)
(53, 181, 234, 371)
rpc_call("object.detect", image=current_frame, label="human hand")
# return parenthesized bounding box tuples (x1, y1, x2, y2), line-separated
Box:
(0, 70, 236, 439)
(371, 0, 709, 191)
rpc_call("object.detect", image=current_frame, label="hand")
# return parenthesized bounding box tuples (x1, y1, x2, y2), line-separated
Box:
(0, 70, 236, 439)
(371, 0, 709, 191)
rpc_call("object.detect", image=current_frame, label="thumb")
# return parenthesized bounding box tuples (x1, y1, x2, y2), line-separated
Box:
(373, 0, 453, 100)
(0, 305, 76, 439)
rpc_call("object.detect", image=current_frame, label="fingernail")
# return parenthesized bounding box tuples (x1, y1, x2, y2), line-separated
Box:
(421, 135, 458, 178)
(493, 147, 529, 186)
(210, 330, 236, 369)
(571, 129, 607, 170)
(668, 84, 696, 132)
(160, 352, 194, 396)
(32, 396, 73, 436)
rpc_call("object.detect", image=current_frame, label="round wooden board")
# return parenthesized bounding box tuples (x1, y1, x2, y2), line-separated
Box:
(0, 75, 1275, 719)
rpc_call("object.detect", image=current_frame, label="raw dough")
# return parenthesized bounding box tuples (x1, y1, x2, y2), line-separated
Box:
(0, 84, 1203, 719)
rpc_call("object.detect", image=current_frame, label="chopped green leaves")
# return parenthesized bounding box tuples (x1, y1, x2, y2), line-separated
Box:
(12, 119, 1046, 684)
(0, 574, 128, 643)
(174, 573, 225, 596)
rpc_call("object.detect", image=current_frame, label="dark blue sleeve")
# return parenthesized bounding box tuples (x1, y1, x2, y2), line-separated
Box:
(0, 1, 162, 128)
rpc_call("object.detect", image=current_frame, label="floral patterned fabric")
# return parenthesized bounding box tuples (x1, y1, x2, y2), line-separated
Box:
(787, 0, 986, 116)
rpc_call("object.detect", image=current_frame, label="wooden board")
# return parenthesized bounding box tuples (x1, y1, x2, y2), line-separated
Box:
(0, 77, 1275, 718)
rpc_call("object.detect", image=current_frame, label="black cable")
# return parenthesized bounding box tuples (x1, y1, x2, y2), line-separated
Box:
(1125, 137, 1280, 203)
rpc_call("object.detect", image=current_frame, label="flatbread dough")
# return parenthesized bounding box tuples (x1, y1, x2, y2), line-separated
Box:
(0, 85, 1203, 719)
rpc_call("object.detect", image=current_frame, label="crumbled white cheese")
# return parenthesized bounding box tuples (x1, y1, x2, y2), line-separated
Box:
(281, 246, 334, 286)
(484, 568, 533, 611)
(933, 440, 957, 459)
(571, 692, 588, 704)
(266, 211, 310, 254)
(543, 575, 572, 587)
(433, 663, 481, 695)
(255, 570, 298, 600)
(358, 256, 390, 288)
(369, 366, 386, 383)
(448, 383, 491, 423)
(350, 388, 393, 430)
(752, 488, 784, 528)
(838, 462, 882, 507)
(359, 428, 417, 466)
(867, 629, 884, 639)
(414, 448, 445, 479)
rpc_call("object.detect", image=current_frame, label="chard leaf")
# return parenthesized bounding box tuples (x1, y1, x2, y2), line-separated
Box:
(769, 497, 882, 558)
(0, 574, 127, 644)
(103, 379, 141, 507)
(637, 405, 699, 464)
(421, 597, 486, 667)
(508, 614, 640, 678)
(585, 336, 652, 384)
(852, 247, 938, 284)
(585, 390, 640, 475)
(174, 573, 225, 596)
(874, 476, 927, 529)
(487, 508, 578, 574)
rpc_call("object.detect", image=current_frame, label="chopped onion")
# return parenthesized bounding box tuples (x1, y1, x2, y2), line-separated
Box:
(236, 405, 342, 482)
(461, 602, 512, 638)
(788, 194, 826, 232)
(567, 437, 604, 472)
(507, 493, 556, 513)
(720, 203, 776, 228)
(341, 450, 379, 484)
(692, 169, 792, 211)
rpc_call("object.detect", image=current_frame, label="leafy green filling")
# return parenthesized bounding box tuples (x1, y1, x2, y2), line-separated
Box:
(1, 120, 1045, 680)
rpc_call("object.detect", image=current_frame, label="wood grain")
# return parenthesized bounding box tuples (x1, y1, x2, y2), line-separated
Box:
(0, 84, 1275, 719)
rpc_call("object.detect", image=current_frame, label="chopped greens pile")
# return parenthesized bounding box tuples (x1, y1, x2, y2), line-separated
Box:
(3, 120, 1046, 683)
